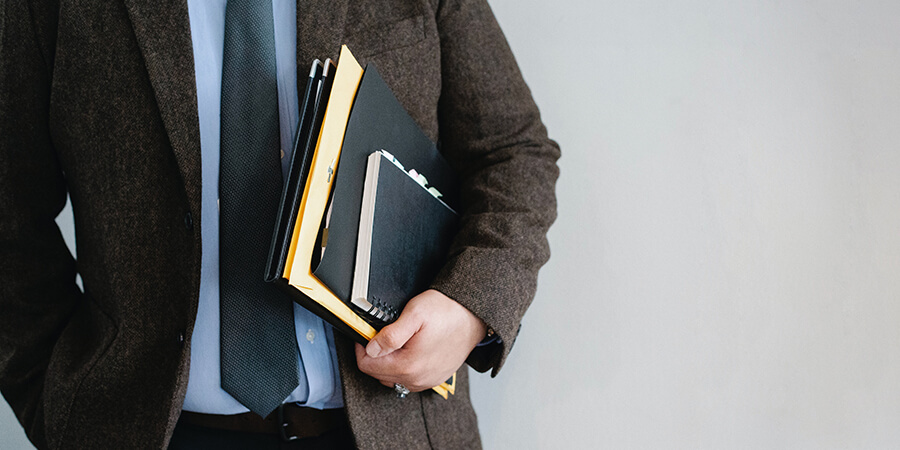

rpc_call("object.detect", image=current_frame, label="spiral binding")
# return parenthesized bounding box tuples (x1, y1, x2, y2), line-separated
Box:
(364, 296, 399, 324)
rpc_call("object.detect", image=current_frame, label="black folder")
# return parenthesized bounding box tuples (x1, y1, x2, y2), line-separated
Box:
(312, 64, 459, 304)
(265, 59, 335, 282)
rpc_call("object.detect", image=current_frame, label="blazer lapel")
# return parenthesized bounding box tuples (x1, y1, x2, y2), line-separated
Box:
(296, 0, 350, 76)
(123, 0, 202, 213)
(121, 0, 351, 214)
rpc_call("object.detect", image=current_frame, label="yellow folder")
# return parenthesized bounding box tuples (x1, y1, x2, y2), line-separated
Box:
(283, 46, 375, 339)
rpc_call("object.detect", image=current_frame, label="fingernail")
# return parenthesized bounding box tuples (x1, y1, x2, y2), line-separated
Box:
(367, 340, 383, 358)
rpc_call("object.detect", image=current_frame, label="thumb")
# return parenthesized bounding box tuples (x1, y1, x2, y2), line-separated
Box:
(366, 313, 421, 358)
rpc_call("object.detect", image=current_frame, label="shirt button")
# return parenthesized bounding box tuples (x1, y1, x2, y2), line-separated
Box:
(281, 149, 285, 159)
(306, 329, 315, 343)
(183, 212, 193, 231)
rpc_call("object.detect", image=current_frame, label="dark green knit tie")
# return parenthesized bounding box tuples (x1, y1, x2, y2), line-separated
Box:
(219, 0, 301, 418)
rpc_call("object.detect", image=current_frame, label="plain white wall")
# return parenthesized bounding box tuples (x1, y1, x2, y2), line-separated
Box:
(4, 0, 900, 448)
(470, 0, 900, 448)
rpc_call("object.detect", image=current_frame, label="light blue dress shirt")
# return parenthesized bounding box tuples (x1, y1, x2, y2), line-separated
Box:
(183, 0, 343, 413)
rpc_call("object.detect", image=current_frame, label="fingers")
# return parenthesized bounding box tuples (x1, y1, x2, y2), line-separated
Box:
(353, 290, 484, 393)
(356, 342, 409, 379)
(354, 343, 433, 392)
(365, 309, 422, 358)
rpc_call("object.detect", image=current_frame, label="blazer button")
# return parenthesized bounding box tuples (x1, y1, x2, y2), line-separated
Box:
(177, 331, 186, 347)
(183, 212, 193, 231)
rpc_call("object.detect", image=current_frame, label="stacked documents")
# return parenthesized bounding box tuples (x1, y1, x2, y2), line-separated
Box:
(264, 46, 459, 398)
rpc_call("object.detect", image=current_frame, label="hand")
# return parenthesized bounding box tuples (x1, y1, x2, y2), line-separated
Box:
(355, 289, 487, 392)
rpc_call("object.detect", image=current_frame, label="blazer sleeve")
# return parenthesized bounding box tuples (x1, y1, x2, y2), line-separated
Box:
(428, 0, 560, 375)
(0, 1, 79, 447)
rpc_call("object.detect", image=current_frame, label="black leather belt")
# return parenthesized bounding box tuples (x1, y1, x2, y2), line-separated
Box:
(178, 404, 347, 442)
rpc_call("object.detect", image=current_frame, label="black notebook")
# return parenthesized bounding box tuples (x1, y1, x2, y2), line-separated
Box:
(351, 150, 459, 323)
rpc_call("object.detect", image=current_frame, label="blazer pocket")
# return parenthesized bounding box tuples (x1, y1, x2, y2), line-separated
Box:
(344, 15, 426, 58)
(43, 292, 118, 448)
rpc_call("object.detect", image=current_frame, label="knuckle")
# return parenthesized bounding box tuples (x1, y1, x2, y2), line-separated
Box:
(399, 361, 418, 378)
(397, 361, 416, 378)
(382, 330, 402, 349)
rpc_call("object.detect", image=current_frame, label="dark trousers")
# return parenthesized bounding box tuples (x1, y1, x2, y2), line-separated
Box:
(167, 418, 356, 450)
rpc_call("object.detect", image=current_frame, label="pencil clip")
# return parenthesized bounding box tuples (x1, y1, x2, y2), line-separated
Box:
(326, 158, 336, 183)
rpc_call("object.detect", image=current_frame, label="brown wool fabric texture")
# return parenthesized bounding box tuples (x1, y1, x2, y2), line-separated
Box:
(0, 0, 559, 449)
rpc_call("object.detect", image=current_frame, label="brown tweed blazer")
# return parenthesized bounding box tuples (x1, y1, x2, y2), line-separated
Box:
(0, 0, 559, 448)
